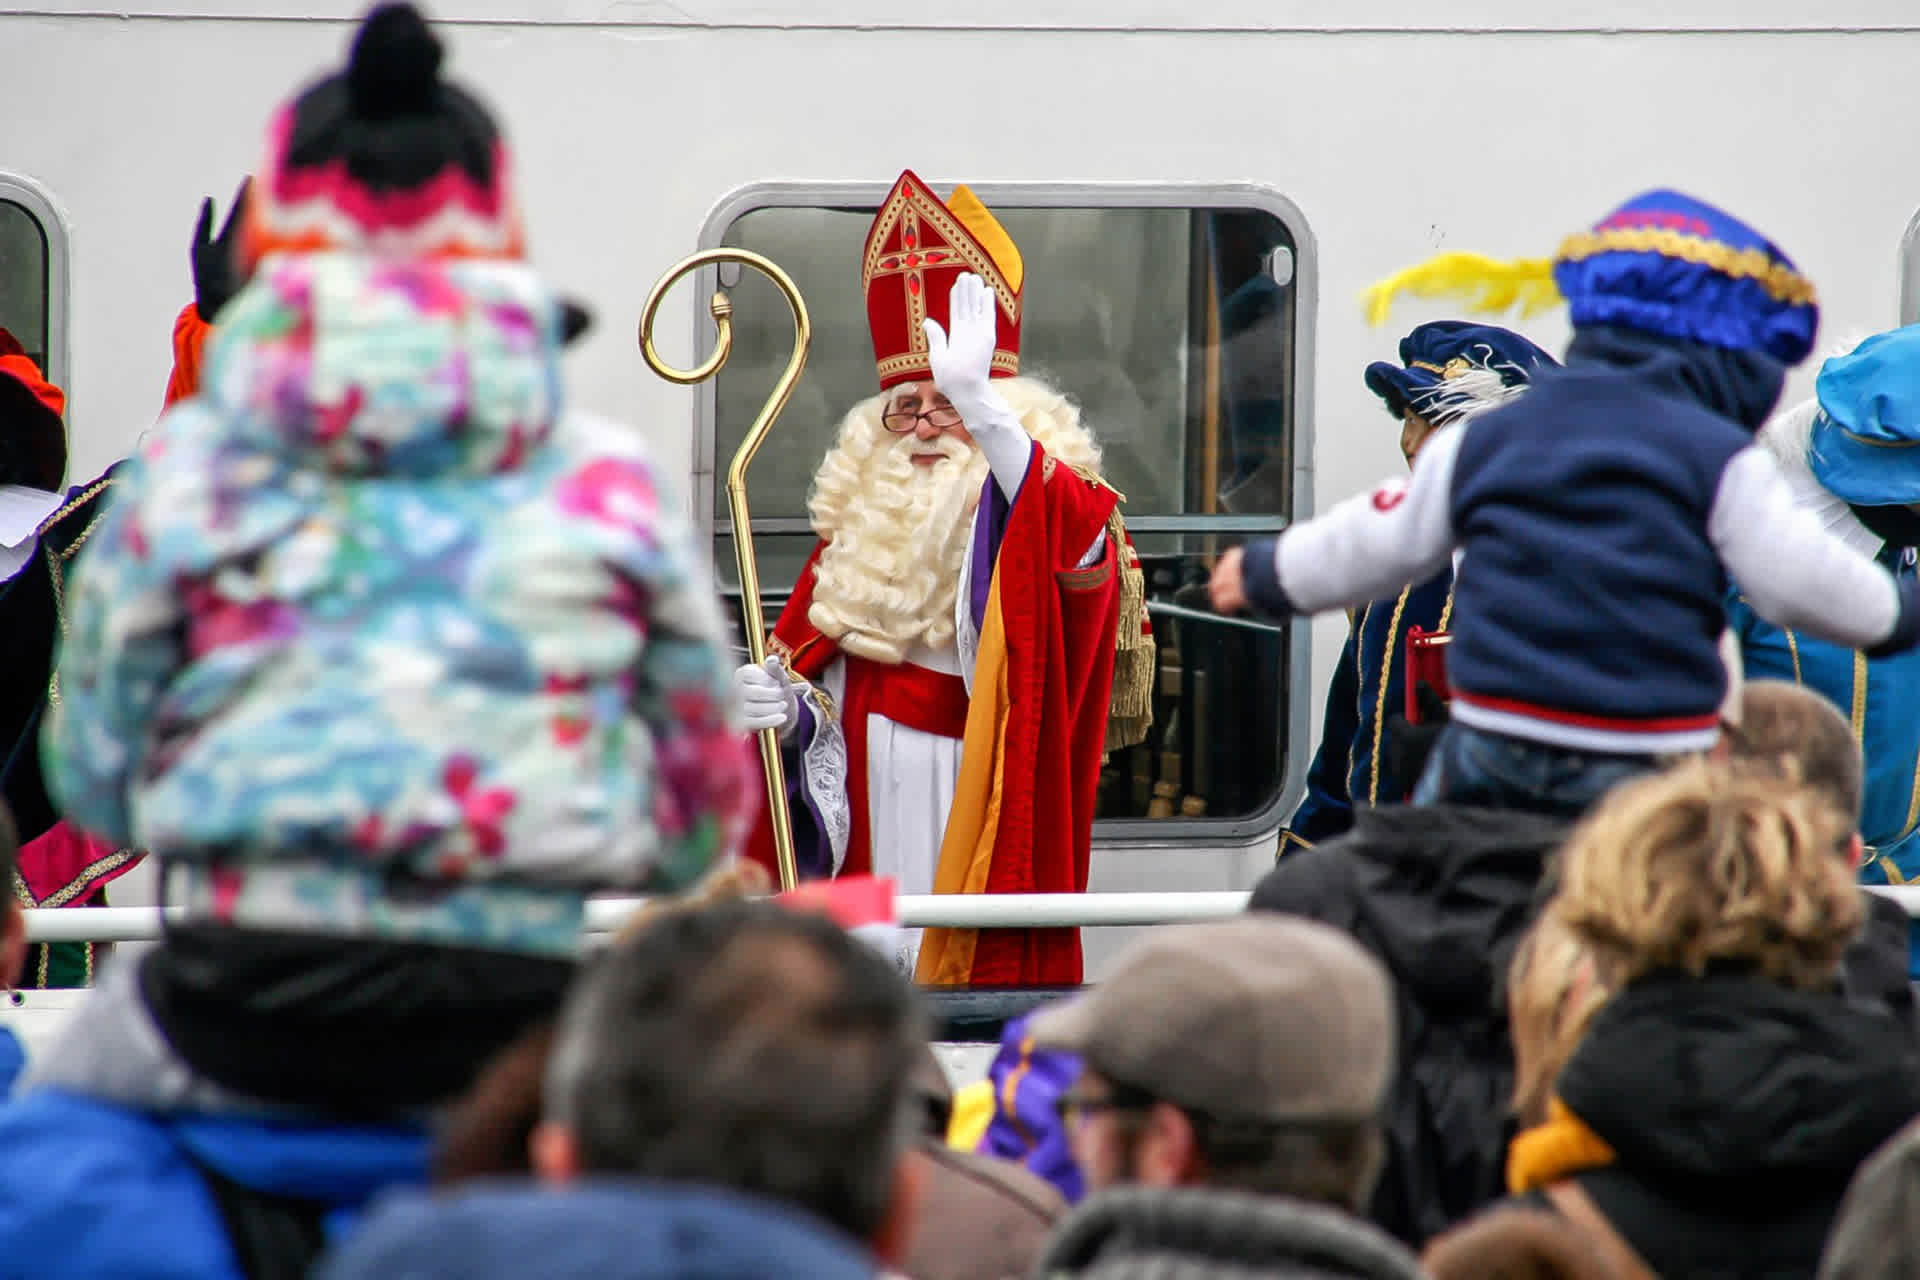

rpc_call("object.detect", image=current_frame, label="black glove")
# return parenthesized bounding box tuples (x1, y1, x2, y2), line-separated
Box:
(191, 178, 251, 323)
(1382, 680, 1450, 800)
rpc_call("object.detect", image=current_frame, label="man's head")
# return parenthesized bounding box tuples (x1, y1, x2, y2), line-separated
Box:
(535, 899, 927, 1258)
(1802, 323, 1920, 549)
(1362, 191, 1819, 396)
(805, 375, 1101, 665)
(1029, 916, 1394, 1210)
(1363, 321, 1557, 467)
(0, 804, 21, 994)
(1725, 678, 1864, 855)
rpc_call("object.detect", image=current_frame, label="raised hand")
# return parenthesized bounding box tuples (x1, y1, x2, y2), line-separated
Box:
(191, 177, 252, 323)
(920, 273, 998, 415)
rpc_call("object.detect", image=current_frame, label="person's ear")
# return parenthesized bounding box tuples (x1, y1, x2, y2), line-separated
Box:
(1130, 1101, 1203, 1187)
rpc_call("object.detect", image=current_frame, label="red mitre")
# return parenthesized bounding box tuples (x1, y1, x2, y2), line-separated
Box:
(862, 170, 1024, 391)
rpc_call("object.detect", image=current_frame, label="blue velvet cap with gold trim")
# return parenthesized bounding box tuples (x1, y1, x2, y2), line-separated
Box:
(1554, 191, 1817, 364)
(1808, 324, 1920, 506)
(1364, 321, 1557, 424)
(1362, 189, 1820, 366)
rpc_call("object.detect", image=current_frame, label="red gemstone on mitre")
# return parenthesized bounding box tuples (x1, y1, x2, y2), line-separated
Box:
(924, 251, 948, 263)
(880, 256, 899, 270)
(904, 252, 921, 268)
(904, 227, 918, 248)
(907, 275, 921, 295)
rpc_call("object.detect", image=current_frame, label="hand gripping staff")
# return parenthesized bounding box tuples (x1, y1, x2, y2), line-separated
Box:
(640, 249, 811, 892)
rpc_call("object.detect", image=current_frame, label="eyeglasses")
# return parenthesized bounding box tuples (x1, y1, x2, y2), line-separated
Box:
(882, 404, 965, 434)
(1053, 1088, 1153, 1132)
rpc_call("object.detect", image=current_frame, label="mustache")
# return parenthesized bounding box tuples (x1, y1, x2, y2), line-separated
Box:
(894, 432, 972, 462)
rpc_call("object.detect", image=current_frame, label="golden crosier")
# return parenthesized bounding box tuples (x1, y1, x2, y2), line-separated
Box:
(640, 249, 812, 892)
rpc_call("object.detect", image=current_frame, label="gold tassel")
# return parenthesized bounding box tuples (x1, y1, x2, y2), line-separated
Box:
(1361, 252, 1562, 328)
(1105, 507, 1155, 753)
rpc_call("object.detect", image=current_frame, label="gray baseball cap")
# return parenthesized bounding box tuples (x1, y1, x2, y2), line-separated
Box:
(1028, 916, 1395, 1125)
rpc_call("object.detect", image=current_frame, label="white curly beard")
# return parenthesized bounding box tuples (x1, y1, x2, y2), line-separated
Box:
(805, 377, 1104, 665)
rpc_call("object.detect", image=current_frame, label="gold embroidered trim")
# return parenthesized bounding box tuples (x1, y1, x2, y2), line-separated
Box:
(1851, 651, 1868, 743)
(1368, 585, 1414, 805)
(863, 187, 1022, 321)
(29, 847, 138, 910)
(874, 349, 1019, 385)
(43, 475, 117, 707)
(1784, 627, 1803, 684)
(1104, 506, 1154, 753)
(1056, 561, 1114, 592)
(1902, 745, 1920, 844)
(1555, 227, 1817, 306)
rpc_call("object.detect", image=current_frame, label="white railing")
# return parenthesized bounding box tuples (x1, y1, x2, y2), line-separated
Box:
(22, 886, 1920, 943)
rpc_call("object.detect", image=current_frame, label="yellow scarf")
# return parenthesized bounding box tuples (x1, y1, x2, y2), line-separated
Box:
(1507, 1097, 1617, 1193)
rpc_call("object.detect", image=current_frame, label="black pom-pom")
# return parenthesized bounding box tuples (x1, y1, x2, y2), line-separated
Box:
(347, 3, 443, 119)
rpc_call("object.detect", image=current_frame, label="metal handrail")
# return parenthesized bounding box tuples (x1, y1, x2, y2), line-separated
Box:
(22, 886, 1920, 944)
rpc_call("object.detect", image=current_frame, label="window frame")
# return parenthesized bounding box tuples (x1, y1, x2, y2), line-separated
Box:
(0, 171, 71, 395)
(1901, 206, 1920, 327)
(689, 180, 1319, 842)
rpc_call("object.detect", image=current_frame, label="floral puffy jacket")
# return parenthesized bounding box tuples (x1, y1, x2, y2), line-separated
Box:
(45, 253, 753, 947)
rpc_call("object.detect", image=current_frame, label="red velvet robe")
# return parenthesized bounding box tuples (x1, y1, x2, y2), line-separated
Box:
(746, 443, 1120, 986)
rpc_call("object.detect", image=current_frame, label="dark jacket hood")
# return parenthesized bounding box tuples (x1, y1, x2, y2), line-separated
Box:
(1338, 804, 1571, 1011)
(1561, 972, 1920, 1201)
(1566, 325, 1786, 431)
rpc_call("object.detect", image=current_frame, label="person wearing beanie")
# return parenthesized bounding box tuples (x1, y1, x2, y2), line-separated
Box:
(0, 328, 139, 991)
(1730, 325, 1920, 974)
(0, 6, 751, 1276)
(731, 170, 1150, 988)
(1212, 189, 1920, 817)
(1280, 321, 1556, 853)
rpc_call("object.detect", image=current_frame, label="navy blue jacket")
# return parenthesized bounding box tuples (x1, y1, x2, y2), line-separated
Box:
(1282, 571, 1451, 850)
(1246, 328, 1919, 756)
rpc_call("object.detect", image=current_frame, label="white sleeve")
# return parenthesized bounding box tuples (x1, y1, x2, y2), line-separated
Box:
(963, 395, 1036, 503)
(1272, 421, 1463, 614)
(1710, 445, 1900, 648)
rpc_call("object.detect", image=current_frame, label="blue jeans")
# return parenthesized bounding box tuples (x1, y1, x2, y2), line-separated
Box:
(1412, 722, 1658, 819)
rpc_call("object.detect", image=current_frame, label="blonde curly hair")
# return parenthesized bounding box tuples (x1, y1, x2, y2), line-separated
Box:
(1507, 912, 1610, 1127)
(1550, 757, 1861, 992)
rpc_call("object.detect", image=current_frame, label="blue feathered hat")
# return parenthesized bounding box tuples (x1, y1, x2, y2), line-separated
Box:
(1364, 321, 1558, 425)
(1362, 190, 1819, 366)
(1808, 324, 1920, 506)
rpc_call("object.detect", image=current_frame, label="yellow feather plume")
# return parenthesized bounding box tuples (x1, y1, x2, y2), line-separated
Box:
(1361, 253, 1563, 328)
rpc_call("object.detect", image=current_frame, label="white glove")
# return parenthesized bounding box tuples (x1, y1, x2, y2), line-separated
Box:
(921, 273, 1001, 421)
(922, 273, 1031, 500)
(734, 656, 801, 737)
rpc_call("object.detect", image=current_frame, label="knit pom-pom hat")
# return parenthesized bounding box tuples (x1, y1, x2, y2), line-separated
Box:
(244, 3, 525, 264)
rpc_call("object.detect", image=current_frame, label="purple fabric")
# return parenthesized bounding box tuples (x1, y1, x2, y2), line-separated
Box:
(976, 1011, 1086, 1204)
(969, 472, 1015, 636)
(784, 700, 835, 881)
